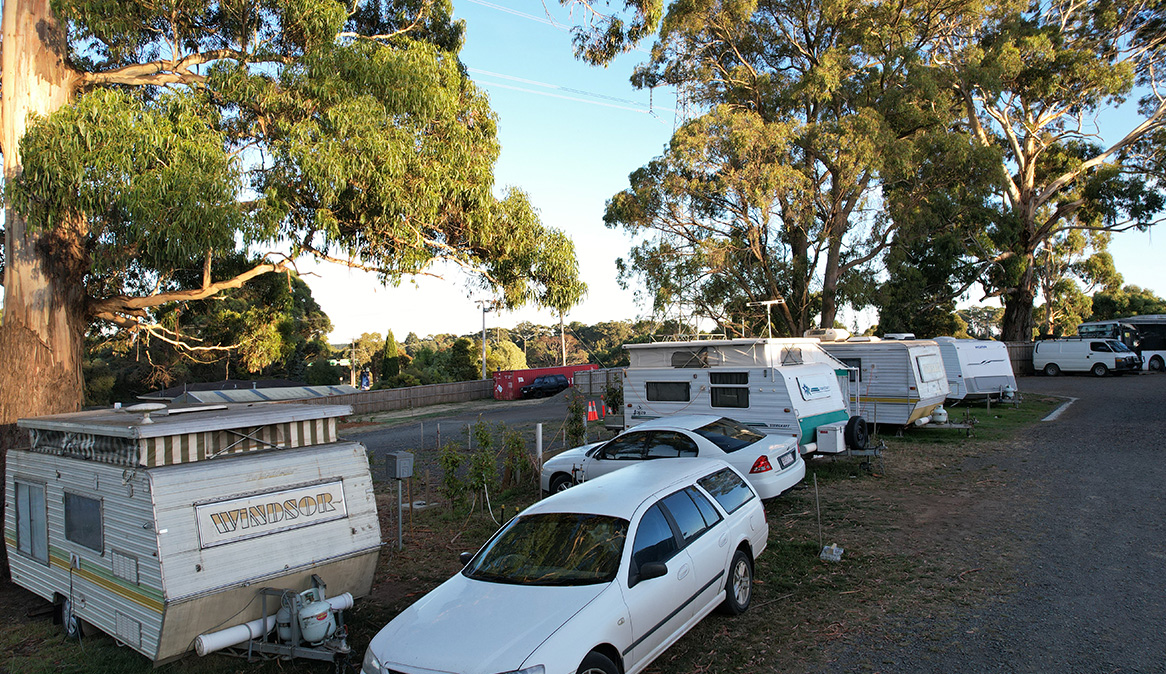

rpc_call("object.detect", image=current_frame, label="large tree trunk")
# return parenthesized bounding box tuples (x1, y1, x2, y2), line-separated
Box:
(1, 0, 85, 429)
(1001, 256, 1037, 342)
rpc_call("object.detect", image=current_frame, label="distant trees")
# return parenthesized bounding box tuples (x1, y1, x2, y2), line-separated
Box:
(565, 0, 1166, 340)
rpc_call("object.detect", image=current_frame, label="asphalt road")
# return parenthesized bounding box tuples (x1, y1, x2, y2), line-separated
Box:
(820, 372, 1166, 673)
(343, 393, 583, 481)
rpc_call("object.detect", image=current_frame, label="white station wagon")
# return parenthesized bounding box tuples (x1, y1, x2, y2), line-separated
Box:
(541, 414, 805, 500)
(361, 458, 769, 674)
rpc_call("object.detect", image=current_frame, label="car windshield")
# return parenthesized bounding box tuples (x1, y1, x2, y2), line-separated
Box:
(693, 418, 765, 453)
(463, 513, 628, 586)
(1110, 340, 1133, 352)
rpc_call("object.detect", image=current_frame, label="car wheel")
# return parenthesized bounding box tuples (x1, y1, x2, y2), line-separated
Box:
(718, 549, 753, 615)
(60, 597, 83, 639)
(1150, 356, 1164, 372)
(1043, 363, 1060, 376)
(1091, 363, 1109, 377)
(844, 416, 868, 451)
(577, 651, 618, 674)
(550, 473, 574, 493)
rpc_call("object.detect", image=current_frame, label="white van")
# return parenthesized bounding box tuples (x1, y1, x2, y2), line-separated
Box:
(1033, 338, 1141, 376)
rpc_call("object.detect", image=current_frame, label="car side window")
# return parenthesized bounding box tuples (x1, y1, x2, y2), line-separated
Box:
(601, 432, 649, 460)
(687, 487, 723, 529)
(661, 488, 716, 544)
(644, 431, 700, 458)
(698, 468, 756, 514)
(630, 504, 679, 579)
(1090, 341, 1111, 352)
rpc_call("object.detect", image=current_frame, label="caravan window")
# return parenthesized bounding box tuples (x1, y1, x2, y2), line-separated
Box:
(839, 358, 862, 382)
(710, 372, 748, 385)
(711, 386, 749, 408)
(915, 354, 946, 383)
(15, 481, 48, 563)
(670, 349, 710, 368)
(646, 382, 690, 402)
(64, 492, 104, 553)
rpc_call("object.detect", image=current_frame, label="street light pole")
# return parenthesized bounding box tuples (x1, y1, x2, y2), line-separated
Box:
(476, 300, 494, 380)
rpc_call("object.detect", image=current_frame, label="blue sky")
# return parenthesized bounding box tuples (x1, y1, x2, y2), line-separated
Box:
(309, 0, 1166, 342)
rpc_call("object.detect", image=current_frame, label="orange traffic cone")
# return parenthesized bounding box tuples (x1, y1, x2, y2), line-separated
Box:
(599, 396, 607, 418)
(587, 401, 598, 421)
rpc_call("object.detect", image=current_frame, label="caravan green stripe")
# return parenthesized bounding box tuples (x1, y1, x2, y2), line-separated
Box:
(800, 409, 849, 441)
(45, 547, 164, 613)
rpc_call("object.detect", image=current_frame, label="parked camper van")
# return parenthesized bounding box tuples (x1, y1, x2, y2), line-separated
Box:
(621, 338, 869, 455)
(813, 336, 950, 427)
(934, 337, 1017, 400)
(1033, 337, 1141, 376)
(4, 403, 381, 663)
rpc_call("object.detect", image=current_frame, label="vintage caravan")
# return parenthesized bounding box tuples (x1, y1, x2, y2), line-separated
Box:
(933, 337, 1017, 400)
(4, 402, 381, 663)
(621, 338, 869, 454)
(814, 337, 950, 426)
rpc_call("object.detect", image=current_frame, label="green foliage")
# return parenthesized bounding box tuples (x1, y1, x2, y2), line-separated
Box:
(485, 340, 527, 373)
(437, 442, 469, 514)
(448, 337, 480, 381)
(6, 0, 584, 395)
(501, 426, 533, 489)
(382, 329, 400, 378)
(305, 355, 344, 385)
(956, 306, 1005, 340)
(603, 381, 623, 411)
(566, 393, 587, 447)
(1090, 285, 1166, 320)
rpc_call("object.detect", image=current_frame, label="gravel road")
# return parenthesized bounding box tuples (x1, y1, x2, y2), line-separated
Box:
(817, 372, 1166, 673)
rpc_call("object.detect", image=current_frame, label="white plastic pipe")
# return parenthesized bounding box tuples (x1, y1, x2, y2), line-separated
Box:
(195, 592, 354, 656)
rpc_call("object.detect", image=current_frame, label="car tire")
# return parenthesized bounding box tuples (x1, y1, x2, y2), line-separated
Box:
(718, 549, 753, 615)
(1091, 363, 1109, 377)
(844, 416, 868, 451)
(577, 651, 618, 674)
(1043, 363, 1060, 376)
(550, 473, 574, 494)
(1150, 356, 1164, 372)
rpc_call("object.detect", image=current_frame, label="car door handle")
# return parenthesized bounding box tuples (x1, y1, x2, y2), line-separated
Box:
(677, 563, 690, 580)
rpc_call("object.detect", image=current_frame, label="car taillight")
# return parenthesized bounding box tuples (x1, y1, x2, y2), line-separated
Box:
(750, 456, 773, 473)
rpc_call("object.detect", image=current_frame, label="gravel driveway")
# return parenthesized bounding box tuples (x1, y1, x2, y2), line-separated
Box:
(817, 372, 1166, 673)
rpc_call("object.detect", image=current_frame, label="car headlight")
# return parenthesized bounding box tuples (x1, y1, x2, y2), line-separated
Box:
(495, 667, 544, 674)
(361, 649, 382, 674)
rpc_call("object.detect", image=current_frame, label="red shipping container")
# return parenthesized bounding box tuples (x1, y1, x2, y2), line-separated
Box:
(492, 364, 599, 400)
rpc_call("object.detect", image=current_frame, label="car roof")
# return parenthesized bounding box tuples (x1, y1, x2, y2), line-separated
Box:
(624, 414, 724, 432)
(525, 458, 736, 519)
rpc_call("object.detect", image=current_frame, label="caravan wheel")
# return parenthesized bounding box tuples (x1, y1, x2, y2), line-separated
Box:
(845, 416, 869, 450)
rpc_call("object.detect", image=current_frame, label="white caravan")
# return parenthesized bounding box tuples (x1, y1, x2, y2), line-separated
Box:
(621, 338, 869, 454)
(813, 337, 950, 427)
(5, 403, 382, 663)
(933, 337, 1017, 400)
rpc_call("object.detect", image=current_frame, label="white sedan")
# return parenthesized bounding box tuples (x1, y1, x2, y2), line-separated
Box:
(361, 458, 769, 674)
(541, 415, 805, 500)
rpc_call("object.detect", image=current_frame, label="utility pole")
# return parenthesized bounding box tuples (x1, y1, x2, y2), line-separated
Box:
(559, 312, 566, 366)
(476, 300, 494, 380)
(746, 299, 786, 339)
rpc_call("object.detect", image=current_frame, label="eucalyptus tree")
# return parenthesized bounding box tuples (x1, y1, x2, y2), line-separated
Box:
(598, 0, 985, 335)
(0, 0, 583, 424)
(937, 0, 1166, 340)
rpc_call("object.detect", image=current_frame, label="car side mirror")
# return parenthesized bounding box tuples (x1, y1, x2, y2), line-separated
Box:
(631, 561, 668, 587)
(459, 552, 473, 565)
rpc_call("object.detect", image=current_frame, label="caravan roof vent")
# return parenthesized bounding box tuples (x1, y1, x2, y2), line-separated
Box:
(803, 328, 851, 342)
(882, 333, 916, 340)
